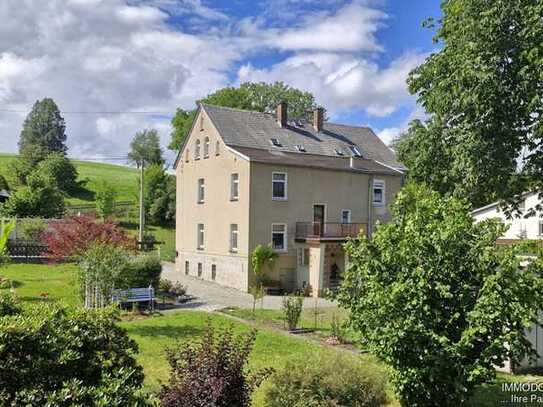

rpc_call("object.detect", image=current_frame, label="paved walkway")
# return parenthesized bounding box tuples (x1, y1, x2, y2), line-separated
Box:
(161, 262, 335, 311)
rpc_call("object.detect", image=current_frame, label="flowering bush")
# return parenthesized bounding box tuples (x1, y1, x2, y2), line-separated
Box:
(40, 215, 135, 260)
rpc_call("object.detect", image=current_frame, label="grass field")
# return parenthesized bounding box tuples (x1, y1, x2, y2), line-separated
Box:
(2, 262, 543, 406)
(0, 153, 139, 205)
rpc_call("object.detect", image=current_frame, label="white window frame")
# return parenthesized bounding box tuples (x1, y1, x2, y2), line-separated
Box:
(203, 137, 210, 158)
(230, 224, 239, 252)
(349, 145, 362, 157)
(341, 209, 352, 224)
(272, 172, 288, 201)
(197, 178, 205, 203)
(297, 247, 310, 266)
(230, 173, 239, 201)
(195, 139, 201, 160)
(271, 223, 287, 252)
(373, 179, 385, 206)
(197, 223, 205, 250)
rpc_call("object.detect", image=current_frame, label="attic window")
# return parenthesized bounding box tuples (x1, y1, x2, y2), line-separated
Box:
(270, 138, 282, 147)
(334, 149, 344, 156)
(349, 146, 362, 158)
(295, 145, 306, 152)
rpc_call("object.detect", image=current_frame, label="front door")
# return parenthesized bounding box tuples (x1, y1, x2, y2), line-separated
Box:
(313, 204, 325, 236)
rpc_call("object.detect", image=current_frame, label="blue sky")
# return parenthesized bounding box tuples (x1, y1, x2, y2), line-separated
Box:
(0, 0, 441, 162)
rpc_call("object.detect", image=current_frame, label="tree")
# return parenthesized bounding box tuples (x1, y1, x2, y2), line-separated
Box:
(128, 129, 164, 167)
(159, 324, 270, 407)
(337, 184, 543, 407)
(398, 0, 543, 212)
(0, 303, 151, 405)
(144, 164, 175, 225)
(40, 215, 134, 261)
(95, 181, 117, 220)
(35, 152, 78, 192)
(0, 175, 9, 191)
(18, 98, 68, 167)
(0, 221, 15, 268)
(250, 244, 278, 313)
(0, 172, 65, 218)
(169, 82, 322, 150)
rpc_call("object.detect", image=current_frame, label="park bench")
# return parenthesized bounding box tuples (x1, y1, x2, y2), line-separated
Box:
(111, 286, 155, 310)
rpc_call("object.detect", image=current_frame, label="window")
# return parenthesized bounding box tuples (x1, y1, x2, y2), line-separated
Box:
(199, 116, 204, 131)
(195, 139, 201, 159)
(230, 173, 239, 201)
(297, 248, 309, 266)
(197, 262, 203, 277)
(334, 148, 344, 156)
(197, 223, 204, 250)
(185, 149, 189, 163)
(272, 224, 287, 251)
(230, 224, 238, 252)
(270, 138, 282, 147)
(519, 199, 526, 211)
(272, 172, 287, 200)
(373, 179, 385, 206)
(295, 145, 306, 152)
(203, 137, 210, 158)
(185, 260, 189, 275)
(211, 264, 217, 281)
(197, 178, 205, 203)
(341, 209, 351, 224)
(215, 140, 220, 156)
(349, 146, 362, 157)
(539, 221, 543, 236)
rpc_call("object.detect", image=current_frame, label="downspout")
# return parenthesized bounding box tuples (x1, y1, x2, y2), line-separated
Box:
(367, 174, 373, 239)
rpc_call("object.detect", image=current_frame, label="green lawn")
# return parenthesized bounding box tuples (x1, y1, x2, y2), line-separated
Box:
(2, 262, 543, 406)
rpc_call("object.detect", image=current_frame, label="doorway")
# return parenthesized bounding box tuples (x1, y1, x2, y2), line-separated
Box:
(313, 204, 325, 236)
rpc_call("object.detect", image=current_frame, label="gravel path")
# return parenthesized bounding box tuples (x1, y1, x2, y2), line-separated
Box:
(161, 262, 335, 311)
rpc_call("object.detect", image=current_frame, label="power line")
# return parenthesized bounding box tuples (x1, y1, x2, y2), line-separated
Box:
(0, 109, 174, 115)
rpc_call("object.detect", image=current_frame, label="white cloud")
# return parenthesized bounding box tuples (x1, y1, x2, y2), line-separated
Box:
(0, 0, 424, 161)
(376, 105, 427, 146)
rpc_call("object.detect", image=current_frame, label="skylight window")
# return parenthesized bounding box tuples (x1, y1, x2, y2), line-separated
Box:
(295, 145, 306, 152)
(334, 149, 344, 156)
(270, 138, 282, 147)
(349, 146, 362, 157)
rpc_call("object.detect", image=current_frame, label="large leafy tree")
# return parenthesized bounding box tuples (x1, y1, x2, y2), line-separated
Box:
(169, 82, 321, 150)
(128, 129, 164, 167)
(144, 164, 175, 226)
(397, 0, 543, 211)
(337, 184, 543, 407)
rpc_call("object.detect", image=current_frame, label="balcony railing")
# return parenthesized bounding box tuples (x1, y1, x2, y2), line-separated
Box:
(295, 222, 367, 241)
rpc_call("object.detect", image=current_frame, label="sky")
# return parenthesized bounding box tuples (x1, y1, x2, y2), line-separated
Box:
(0, 0, 441, 166)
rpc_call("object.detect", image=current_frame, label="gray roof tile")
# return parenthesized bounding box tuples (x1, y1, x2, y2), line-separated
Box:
(202, 103, 404, 170)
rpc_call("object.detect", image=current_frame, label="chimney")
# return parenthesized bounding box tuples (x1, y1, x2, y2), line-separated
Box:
(276, 102, 287, 127)
(313, 107, 324, 132)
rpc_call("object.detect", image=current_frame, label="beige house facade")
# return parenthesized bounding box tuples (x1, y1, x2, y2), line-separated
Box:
(174, 103, 405, 296)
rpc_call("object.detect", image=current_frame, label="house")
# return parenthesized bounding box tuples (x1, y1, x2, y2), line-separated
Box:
(472, 191, 543, 242)
(174, 102, 405, 297)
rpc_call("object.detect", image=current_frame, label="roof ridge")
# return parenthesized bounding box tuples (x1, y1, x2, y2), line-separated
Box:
(201, 103, 274, 116)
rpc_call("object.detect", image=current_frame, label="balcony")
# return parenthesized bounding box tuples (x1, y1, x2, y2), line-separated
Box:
(295, 222, 367, 242)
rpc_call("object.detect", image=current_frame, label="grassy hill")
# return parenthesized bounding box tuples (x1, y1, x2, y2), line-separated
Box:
(0, 154, 139, 205)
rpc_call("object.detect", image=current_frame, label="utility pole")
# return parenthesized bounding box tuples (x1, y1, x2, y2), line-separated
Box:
(138, 159, 145, 249)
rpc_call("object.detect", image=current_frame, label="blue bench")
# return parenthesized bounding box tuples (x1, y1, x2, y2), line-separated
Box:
(112, 286, 155, 310)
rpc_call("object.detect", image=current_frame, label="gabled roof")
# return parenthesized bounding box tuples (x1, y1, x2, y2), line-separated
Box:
(202, 104, 404, 170)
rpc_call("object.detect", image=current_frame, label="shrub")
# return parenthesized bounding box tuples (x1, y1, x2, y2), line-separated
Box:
(337, 184, 543, 407)
(95, 181, 117, 220)
(159, 278, 173, 293)
(41, 215, 135, 261)
(170, 282, 187, 297)
(35, 152, 78, 192)
(282, 295, 303, 331)
(19, 217, 46, 241)
(0, 294, 21, 317)
(1, 171, 65, 218)
(117, 254, 162, 290)
(160, 324, 271, 407)
(0, 277, 11, 289)
(329, 313, 347, 344)
(262, 352, 388, 407)
(0, 303, 152, 405)
(0, 175, 9, 191)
